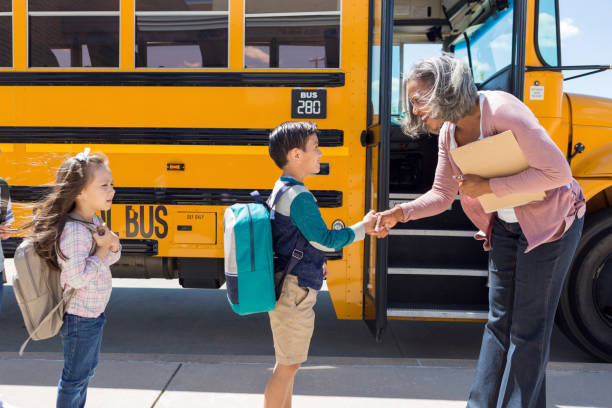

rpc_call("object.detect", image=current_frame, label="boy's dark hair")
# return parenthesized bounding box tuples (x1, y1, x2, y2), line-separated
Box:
(268, 121, 318, 169)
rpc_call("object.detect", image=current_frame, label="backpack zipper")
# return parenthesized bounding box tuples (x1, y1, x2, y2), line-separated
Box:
(246, 204, 255, 272)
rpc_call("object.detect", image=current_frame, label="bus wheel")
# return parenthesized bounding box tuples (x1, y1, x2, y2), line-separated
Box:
(558, 208, 612, 362)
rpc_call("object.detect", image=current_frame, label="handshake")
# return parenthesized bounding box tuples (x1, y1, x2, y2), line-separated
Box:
(361, 205, 404, 239)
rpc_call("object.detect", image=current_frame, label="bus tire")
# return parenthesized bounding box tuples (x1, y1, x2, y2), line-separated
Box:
(557, 208, 612, 362)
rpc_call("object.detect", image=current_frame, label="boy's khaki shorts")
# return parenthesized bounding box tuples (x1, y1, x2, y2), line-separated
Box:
(268, 274, 318, 366)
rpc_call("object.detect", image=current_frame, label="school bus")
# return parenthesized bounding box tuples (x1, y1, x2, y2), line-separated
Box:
(0, 0, 610, 361)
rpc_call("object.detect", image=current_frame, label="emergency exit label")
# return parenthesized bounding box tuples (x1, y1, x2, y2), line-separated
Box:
(530, 86, 545, 100)
(291, 89, 327, 119)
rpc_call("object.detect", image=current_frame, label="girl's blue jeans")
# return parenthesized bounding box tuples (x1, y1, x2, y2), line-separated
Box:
(57, 313, 106, 408)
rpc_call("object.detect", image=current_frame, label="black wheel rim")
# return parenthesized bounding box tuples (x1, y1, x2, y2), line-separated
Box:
(594, 254, 612, 328)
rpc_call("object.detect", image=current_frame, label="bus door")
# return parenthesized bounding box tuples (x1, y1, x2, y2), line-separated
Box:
(374, 0, 528, 327)
(363, 0, 394, 341)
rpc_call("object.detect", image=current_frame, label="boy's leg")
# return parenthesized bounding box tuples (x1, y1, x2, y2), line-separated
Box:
(267, 275, 318, 408)
(57, 314, 106, 408)
(264, 363, 300, 408)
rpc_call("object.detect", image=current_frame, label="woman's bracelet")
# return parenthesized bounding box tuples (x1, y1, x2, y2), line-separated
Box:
(392, 204, 406, 223)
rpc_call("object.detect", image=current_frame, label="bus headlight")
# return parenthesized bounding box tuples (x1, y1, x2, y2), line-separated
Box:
(332, 219, 345, 230)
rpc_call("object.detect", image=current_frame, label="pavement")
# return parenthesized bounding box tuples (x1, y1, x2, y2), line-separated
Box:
(1, 260, 611, 408)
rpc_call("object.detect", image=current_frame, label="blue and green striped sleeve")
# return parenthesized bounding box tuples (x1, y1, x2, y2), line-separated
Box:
(289, 192, 365, 252)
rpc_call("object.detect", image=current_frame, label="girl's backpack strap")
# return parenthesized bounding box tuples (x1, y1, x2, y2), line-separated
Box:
(66, 215, 98, 256)
(18, 288, 76, 357)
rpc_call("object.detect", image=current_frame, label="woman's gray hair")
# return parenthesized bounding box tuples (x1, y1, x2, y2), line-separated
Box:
(400, 54, 478, 138)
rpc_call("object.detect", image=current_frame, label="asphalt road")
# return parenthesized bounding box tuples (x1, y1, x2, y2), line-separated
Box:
(2, 260, 611, 408)
(0, 260, 596, 362)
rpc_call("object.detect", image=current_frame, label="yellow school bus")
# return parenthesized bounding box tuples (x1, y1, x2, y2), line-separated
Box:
(0, 0, 610, 361)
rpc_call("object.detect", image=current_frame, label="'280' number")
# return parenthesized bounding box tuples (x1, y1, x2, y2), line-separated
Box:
(296, 99, 321, 115)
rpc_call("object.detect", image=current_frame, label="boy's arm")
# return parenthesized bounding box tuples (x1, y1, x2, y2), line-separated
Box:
(289, 192, 364, 252)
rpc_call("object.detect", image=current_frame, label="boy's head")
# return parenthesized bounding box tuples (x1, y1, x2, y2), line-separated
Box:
(269, 122, 321, 173)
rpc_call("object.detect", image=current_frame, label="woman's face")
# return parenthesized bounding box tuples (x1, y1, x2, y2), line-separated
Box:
(406, 78, 443, 132)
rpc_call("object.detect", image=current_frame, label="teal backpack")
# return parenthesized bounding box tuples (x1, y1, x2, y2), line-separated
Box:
(223, 183, 305, 315)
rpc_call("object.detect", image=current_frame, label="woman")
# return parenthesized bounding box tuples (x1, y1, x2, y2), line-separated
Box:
(375, 55, 585, 408)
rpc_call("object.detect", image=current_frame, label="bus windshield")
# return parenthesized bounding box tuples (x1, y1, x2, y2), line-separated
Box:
(453, 2, 514, 85)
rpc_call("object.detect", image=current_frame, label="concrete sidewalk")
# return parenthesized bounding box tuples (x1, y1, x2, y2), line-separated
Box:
(1, 354, 611, 408)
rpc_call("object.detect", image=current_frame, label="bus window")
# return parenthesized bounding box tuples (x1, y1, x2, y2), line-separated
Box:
(135, 0, 229, 68)
(28, 0, 120, 68)
(453, 2, 513, 87)
(557, 0, 612, 98)
(244, 0, 341, 69)
(0, 0, 11, 67)
(536, 0, 560, 66)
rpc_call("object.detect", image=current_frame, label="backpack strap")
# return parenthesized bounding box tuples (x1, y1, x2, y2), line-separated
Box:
(275, 233, 307, 300)
(0, 178, 9, 224)
(250, 182, 296, 212)
(66, 215, 99, 256)
(251, 182, 307, 299)
(20, 216, 100, 356)
(19, 288, 76, 357)
(259, 182, 306, 299)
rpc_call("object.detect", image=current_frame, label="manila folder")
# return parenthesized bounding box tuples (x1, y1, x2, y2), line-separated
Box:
(450, 130, 545, 213)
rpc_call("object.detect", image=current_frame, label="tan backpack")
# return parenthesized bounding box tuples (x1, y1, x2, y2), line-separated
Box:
(13, 218, 96, 356)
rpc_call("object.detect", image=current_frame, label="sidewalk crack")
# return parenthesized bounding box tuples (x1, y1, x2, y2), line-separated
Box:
(151, 362, 183, 408)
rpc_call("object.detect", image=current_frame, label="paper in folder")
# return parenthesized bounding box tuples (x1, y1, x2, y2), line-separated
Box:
(450, 130, 545, 213)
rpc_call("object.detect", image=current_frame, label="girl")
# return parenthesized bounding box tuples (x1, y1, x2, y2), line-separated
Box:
(28, 148, 121, 408)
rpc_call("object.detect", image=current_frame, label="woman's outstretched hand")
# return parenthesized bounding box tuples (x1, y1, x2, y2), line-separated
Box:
(371, 206, 404, 238)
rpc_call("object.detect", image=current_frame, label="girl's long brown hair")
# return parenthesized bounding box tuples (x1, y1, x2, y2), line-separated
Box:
(27, 153, 108, 271)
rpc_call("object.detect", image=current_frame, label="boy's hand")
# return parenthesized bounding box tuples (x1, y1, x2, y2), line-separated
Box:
(0, 222, 13, 240)
(322, 263, 328, 280)
(362, 210, 377, 234)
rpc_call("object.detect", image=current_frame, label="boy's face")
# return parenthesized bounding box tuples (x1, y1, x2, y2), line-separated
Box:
(300, 133, 322, 175)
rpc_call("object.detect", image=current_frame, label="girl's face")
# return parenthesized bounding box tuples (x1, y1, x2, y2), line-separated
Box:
(78, 165, 115, 212)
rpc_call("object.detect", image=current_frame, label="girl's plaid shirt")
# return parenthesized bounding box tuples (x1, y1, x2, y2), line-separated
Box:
(59, 216, 121, 318)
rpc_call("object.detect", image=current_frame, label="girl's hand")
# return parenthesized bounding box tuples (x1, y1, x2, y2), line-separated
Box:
(106, 229, 120, 252)
(93, 223, 115, 260)
(456, 174, 493, 198)
(322, 263, 328, 280)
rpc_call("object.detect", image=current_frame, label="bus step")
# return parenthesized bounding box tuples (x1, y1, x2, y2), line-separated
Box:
(388, 267, 488, 277)
(389, 229, 476, 237)
(388, 234, 487, 270)
(389, 194, 474, 231)
(387, 274, 488, 306)
(387, 303, 488, 320)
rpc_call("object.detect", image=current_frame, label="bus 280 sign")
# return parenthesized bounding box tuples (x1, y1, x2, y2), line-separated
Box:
(291, 89, 326, 119)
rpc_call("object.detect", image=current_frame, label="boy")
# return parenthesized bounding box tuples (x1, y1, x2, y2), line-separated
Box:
(264, 122, 376, 408)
